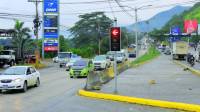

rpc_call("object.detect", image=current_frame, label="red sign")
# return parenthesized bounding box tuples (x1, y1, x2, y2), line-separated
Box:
(44, 46, 58, 52)
(184, 20, 198, 34)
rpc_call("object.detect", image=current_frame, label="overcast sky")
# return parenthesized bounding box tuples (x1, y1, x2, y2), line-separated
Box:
(0, 0, 197, 37)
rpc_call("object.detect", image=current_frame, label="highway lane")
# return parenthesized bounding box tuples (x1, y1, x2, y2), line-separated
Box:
(0, 62, 182, 112)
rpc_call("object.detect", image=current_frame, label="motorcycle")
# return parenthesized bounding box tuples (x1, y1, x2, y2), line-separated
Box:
(187, 54, 195, 67)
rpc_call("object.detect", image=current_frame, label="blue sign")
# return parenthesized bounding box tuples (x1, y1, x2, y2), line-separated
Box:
(44, 29, 58, 38)
(44, 15, 58, 27)
(170, 26, 181, 35)
(44, 43, 58, 46)
(44, 0, 58, 13)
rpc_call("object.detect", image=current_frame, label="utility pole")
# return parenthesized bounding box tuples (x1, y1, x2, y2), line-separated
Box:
(97, 21, 101, 55)
(28, 0, 42, 67)
(135, 8, 138, 58)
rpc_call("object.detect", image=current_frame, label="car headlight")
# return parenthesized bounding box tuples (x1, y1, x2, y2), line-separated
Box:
(13, 78, 23, 83)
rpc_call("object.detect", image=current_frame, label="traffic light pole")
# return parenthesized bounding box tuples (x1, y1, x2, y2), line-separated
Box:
(114, 18, 118, 94)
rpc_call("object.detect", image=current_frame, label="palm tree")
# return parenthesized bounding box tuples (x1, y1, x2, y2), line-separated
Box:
(12, 20, 31, 62)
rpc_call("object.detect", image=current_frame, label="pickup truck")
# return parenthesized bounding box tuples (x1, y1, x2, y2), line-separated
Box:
(93, 55, 111, 70)
(172, 41, 188, 60)
(0, 50, 16, 67)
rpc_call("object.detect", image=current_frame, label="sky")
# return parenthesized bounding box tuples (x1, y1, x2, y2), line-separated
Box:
(0, 0, 197, 37)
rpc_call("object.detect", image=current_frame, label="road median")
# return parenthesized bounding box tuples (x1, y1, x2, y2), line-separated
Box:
(131, 46, 160, 67)
(78, 89, 200, 112)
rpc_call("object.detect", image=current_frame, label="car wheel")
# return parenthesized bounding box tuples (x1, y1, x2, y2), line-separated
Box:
(35, 78, 40, 87)
(70, 76, 73, 78)
(22, 82, 27, 92)
(0, 90, 2, 93)
(60, 65, 62, 68)
(10, 61, 14, 66)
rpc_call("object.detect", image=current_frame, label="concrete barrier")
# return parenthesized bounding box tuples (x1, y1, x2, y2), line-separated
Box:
(79, 89, 200, 112)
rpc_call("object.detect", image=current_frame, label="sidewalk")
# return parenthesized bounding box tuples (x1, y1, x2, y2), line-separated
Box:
(99, 55, 200, 105)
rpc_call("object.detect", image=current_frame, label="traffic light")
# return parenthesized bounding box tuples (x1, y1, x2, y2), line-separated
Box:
(110, 27, 121, 51)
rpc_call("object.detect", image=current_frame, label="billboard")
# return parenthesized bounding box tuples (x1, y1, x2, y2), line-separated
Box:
(198, 24, 200, 34)
(44, 46, 58, 51)
(184, 20, 198, 34)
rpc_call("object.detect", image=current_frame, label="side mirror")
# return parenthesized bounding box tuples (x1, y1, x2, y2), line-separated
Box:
(27, 71, 31, 75)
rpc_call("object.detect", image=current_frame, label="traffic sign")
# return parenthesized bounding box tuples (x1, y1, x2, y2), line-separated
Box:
(44, 0, 58, 13)
(110, 27, 121, 51)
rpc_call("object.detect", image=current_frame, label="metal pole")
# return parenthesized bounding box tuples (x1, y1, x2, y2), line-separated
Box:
(35, 0, 40, 66)
(135, 8, 138, 58)
(114, 18, 118, 94)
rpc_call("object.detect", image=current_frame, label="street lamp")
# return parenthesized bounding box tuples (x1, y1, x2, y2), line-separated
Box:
(122, 5, 152, 58)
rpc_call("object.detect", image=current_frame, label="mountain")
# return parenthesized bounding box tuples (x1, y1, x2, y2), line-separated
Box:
(127, 5, 190, 32)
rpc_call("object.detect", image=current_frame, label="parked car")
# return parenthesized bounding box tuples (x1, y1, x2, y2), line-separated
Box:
(69, 60, 93, 78)
(25, 55, 36, 64)
(0, 66, 40, 93)
(66, 57, 81, 71)
(93, 55, 111, 70)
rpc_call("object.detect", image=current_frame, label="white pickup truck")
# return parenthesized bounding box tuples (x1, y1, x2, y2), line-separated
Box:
(93, 55, 111, 70)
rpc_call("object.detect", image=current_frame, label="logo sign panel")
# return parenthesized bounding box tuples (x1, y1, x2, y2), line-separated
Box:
(44, 39, 58, 46)
(44, 46, 58, 51)
(44, 29, 58, 38)
(184, 20, 198, 34)
(44, 15, 58, 27)
(44, 0, 58, 13)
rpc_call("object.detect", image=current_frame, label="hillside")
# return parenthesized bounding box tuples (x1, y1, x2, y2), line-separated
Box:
(126, 5, 190, 32)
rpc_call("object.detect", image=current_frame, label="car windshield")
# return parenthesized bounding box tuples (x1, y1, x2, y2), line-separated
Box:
(70, 58, 79, 63)
(73, 60, 87, 66)
(0, 51, 10, 55)
(116, 53, 123, 57)
(58, 53, 71, 58)
(3, 67, 26, 75)
(94, 56, 106, 61)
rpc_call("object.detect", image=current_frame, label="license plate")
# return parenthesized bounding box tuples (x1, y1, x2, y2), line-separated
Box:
(74, 72, 79, 74)
(3, 85, 8, 89)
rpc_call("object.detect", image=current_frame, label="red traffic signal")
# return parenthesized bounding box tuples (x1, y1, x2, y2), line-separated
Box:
(111, 27, 120, 38)
(110, 27, 121, 51)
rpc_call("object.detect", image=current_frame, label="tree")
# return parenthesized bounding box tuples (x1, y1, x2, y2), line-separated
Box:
(59, 35, 69, 52)
(70, 12, 113, 54)
(12, 20, 31, 61)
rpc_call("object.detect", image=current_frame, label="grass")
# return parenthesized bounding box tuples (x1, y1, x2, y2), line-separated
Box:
(131, 46, 160, 67)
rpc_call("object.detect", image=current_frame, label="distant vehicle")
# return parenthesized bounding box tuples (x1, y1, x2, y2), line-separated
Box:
(93, 55, 111, 70)
(58, 52, 72, 68)
(164, 49, 171, 55)
(116, 52, 126, 63)
(106, 51, 115, 61)
(120, 50, 128, 61)
(69, 60, 93, 78)
(53, 56, 59, 63)
(0, 66, 40, 93)
(0, 50, 16, 67)
(25, 55, 36, 63)
(128, 44, 136, 58)
(172, 41, 188, 60)
(66, 57, 81, 71)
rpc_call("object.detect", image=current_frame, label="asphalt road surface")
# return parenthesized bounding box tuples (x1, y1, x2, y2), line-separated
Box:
(0, 62, 183, 112)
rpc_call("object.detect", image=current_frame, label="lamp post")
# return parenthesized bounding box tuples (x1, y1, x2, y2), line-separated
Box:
(122, 5, 152, 58)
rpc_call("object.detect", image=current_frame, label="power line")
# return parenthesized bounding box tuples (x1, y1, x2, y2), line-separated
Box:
(107, 0, 116, 20)
(60, 0, 137, 5)
(114, 0, 134, 18)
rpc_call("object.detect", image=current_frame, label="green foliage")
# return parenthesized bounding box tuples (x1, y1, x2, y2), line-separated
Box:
(150, 2, 200, 42)
(59, 35, 69, 52)
(12, 20, 31, 59)
(131, 46, 160, 66)
(70, 45, 97, 58)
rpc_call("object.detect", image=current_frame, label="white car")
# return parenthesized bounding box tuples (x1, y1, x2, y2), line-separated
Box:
(53, 56, 59, 63)
(116, 52, 126, 63)
(93, 55, 111, 70)
(0, 66, 40, 93)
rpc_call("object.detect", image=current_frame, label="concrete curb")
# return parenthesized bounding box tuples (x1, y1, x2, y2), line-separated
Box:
(173, 61, 200, 76)
(78, 89, 200, 112)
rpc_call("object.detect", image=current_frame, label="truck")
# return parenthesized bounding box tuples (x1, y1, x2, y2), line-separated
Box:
(0, 50, 16, 67)
(58, 52, 72, 68)
(172, 41, 188, 60)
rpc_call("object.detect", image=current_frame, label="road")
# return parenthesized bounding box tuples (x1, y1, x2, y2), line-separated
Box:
(0, 61, 182, 112)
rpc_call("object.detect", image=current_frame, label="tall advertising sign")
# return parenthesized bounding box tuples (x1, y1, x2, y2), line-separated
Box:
(184, 20, 198, 34)
(169, 26, 181, 42)
(43, 0, 59, 52)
